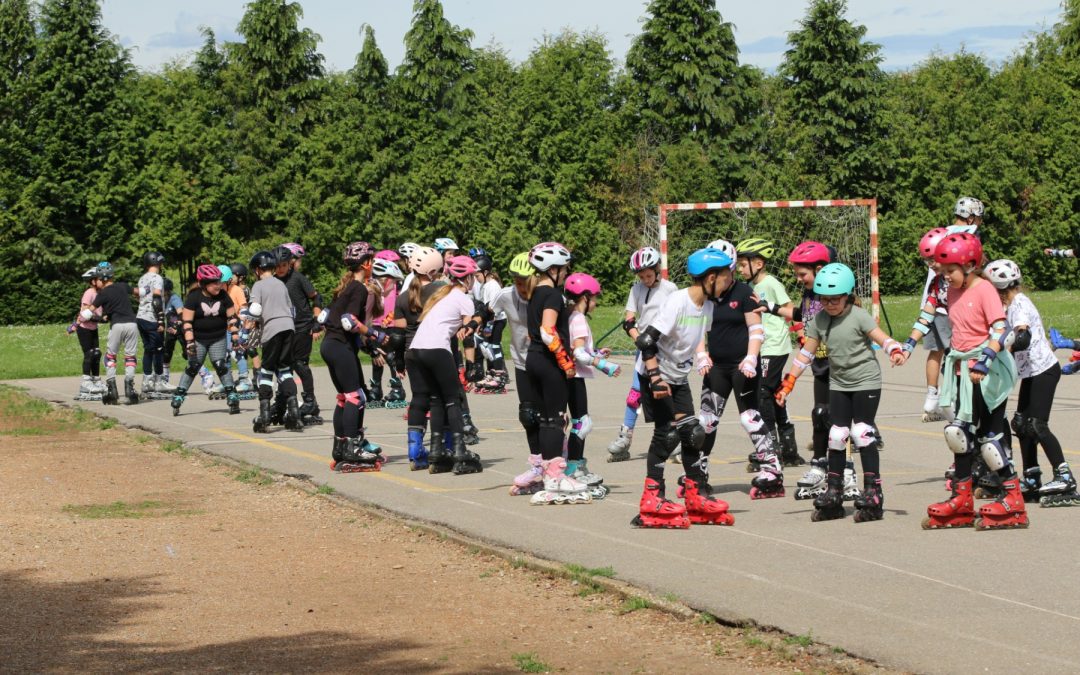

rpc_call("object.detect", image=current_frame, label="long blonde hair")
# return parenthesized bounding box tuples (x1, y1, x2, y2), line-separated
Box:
(419, 277, 468, 322)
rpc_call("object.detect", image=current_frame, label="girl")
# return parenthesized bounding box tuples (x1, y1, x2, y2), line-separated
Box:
(170, 264, 243, 416)
(320, 242, 388, 470)
(472, 251, 511, 394)
(368, 251, 406, 408)
(984, 260, 1076, 507)
(405, 255, 484, 476)
(525, 242, 593, 505)
(72, 267, 105, 400)
(136, 251, 170, 398)
(160, 278, 184, 389)
(919, 233, 1024, 530)
(227, 262, 253, 392)
(90, 263, 140, 405)
(776, 263, 905, 522)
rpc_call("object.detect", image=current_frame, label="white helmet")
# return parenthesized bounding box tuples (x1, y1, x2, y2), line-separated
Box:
(984, 259, 1021, 290)
(529, 241, 573, 271)
(706, 238, 737, 270)
(434, 237, 459, 253)
(629, 246, 661, 272)
(372, 258, 404, 280)
(398, 241, 420, 259)
(409, 247, 444, 277)
(954, 196, 984, 219)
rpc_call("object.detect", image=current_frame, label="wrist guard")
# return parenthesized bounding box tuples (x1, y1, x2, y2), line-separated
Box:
(622, 317, 636, 337)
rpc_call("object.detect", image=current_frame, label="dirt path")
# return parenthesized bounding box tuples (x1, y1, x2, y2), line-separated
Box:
(0, 388, 892, 673)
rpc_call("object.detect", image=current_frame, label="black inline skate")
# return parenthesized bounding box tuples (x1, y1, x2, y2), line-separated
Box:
(811, 472, 846, 522)
(282, 396, 303, 431)
(102, 378, 119, 405)
(427, 430, 455, 474)
(853, 473, 884, 523)
(451, 432, 483, 475)
(461, 412, 480, 446)
(384, 376, 408, 409)
(124, 377, 139, 405)
(366, 378, 385, 408)
(225, 387, 240, 415)
(299, 392, 323, 425)
(171, 387, 187, 417)
(253, 398, 271, 433)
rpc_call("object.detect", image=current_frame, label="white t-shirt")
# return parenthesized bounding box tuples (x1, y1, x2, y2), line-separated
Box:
(636, 288, 713, 385)
(410, 288, 474, 352)
(1007, 293, 1057, 379)
(625, 278, 678, 331)
(569, 310, 595, 379)
(490, 286, 529, 370)
(472, 278, 507, 320)
(136, 271, 164, 322)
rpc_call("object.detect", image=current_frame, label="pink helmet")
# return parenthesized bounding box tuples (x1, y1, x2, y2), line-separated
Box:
(934, 232, 982, 267)
(375, 249, 401, 262)
(445, 255, 478, 279)
(409, 247, 444, 277)
(343, 241, 375, 267)
(564, 272, 601, 297)
(918, 227, 950, 260)
(629, 247, 661, 272)
(196, 263, 222, 282)
(281, 242, 306, 258)
(787, 241, 834, 266)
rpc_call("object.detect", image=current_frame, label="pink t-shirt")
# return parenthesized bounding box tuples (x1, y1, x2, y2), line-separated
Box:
(377, 282, 398, 327)
(569, 310, 595, 379)
(410, 288, 475, 352)
(946, 278, 1005, 352)
(78, 288, 98, 329)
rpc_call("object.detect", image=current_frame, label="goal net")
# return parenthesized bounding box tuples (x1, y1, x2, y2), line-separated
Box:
(597, 199, 880, 354)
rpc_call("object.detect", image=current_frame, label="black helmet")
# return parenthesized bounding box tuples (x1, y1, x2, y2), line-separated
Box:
(475, 254, 493, 272)
(230, 262, 249, 278)
(163, 278, 174, 293)
(250, 250, 277, 271)
(142, 251, 165, 268)
(273, 245, 294, 264)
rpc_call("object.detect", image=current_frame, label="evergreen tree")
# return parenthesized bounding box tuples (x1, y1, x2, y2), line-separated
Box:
(397, 0, 474, 115)
(1059, 0, 1080, 59)
(0, 0, 35, 212)
(351, 24, 388, 105)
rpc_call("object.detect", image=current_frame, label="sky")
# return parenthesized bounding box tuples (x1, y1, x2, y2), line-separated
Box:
(99, 1, 1064, 74)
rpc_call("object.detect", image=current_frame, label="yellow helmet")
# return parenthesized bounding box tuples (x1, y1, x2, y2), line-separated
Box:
(508, 252, 535, 278)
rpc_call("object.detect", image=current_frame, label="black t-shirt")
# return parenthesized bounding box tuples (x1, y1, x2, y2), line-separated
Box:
(93, 283, 136, 324)
(326, 280, 369, 348)
(282, 270, 317, 330)
(527, 285, 569, 354)
(183, 289, 234, 342)
(706, 280, 758, 365)
(395, 281, 445, 349)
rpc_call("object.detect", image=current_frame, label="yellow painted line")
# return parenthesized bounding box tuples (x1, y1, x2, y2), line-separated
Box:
(209, 428, 477, 493)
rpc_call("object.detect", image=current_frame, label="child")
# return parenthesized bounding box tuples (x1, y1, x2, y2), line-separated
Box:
(135, 251, 171, 398)
(984, 260, 1077, 508)
(90, 263, 140, 405)
(278, 242, 324, 425)
(368, 251, 407, 409)
(227, 262, 253, 392)
(248, 250, 302, 433)
(502, 252, 546, 494)
(736, 237, 804, 466)
(72, 267, 105, 400)
(903, 227, 955, 423)
(632, 248, 735, 529)
(472, 250, 511, 394)
(919, 233, 1024, 530)
(606, 246, 678, 462)
(160, 278, 184, 388)
(776, 263, 905, 522)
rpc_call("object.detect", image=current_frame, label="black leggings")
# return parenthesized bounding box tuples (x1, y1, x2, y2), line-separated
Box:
(1016, 364, 1065, 470)
(758, 354, 792, 431)
(567, 377, 588, 462)
(700, 363, 757, 458)
(812, 372, 830, 459)
(829, 389, 881, 476)
(137, 318, 164, 375)
(954, 378, 1008, 481)
(291, 330, 315, 394)
(515, 367, 540, 455)
(406, 348, 465, 435)
(320, 337, 365, 438)
(526, 350, 568, 460)
(480, 319, 507, 372)
(640, 381, 702, 485)
(76, 327, 100, 376)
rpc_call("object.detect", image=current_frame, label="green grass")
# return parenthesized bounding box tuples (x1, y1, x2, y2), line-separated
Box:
(511, 652, 552, 673)
(316, 484, 335, 495)
(234, 467, 274, 486)
(783, 631, 814, 648)
(62, 499, 200, 519)
(618, 596, 651, 614)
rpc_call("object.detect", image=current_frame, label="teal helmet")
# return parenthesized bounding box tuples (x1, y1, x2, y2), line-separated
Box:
(687, 248, 733, 278)
(813, 263, 856, 296)
(217, 264, 234, 283)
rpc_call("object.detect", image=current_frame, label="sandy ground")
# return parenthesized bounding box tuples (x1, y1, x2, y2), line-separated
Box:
(0, 391, 893, 673)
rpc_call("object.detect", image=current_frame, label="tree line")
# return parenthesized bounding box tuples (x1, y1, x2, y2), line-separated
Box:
(2, 0, 1079, 325)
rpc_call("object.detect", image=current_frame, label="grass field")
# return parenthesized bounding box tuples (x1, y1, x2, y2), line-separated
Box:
(3, 290, 1079, 380)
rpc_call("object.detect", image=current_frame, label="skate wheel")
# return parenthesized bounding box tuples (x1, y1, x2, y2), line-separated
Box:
(172, 408, 179, 417)
(745, 463, 759, 474)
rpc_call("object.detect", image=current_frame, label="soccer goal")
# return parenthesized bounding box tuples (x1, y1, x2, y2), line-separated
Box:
(597, 198, 880, 353)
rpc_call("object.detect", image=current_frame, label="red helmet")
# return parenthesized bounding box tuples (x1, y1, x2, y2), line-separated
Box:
(788, 241, 834, 265)
(343, 241, 375, 267)
(918, 227, 950, 260)
(445, 255, 478, 279)
(196, 263, 222, 282)
(934, 232, 982, 267)
(564, 272, 601, 297)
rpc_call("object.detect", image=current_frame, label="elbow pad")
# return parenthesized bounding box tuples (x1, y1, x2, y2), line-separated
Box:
(1012, 328, 1031, 352)
(248, 302, 263, 318)
(989, 319, 1006, 344)
(622, 317, 636, 337)
(635, 326, 661, 360)
(152, 295, 164, 322)
(573, 345, 593, 367)
(80, 308, 94, 321)
(341, 313, 362, 333)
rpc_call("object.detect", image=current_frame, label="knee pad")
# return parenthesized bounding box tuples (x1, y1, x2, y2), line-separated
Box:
(518, 402, 541, 432)
(626, 388, 641, 410)
(539, 414, 565, 432)
(1009, 411, 1026, 438)
(811, 405, 830, 432)
(344, 390, 365, 407)
(571, 414, 593, 440)
(978, 432, 1010, 471)
(1029, 417, 1055, 445)
(124, 355, 137, 367)
(477, 339, 495, 363)
(260, 367, 275, 382)
(89, 347, 102, 362)
(828, 425, 851, 452)
(850, 422, 879, 449)
(674, 415, 705, 450)
(739, 409, 766, 435)
(944, 421, 975, 455)
(105, 352, 117, 368)
(657, 423, 680, 451)
(294, 356, 309, 368)
(184, 361, 202, 378)
(212, 358, 229, 377)
(336, 393, 346, 408)
(699, 386, 724, 426)
(277, 369, 293, 382)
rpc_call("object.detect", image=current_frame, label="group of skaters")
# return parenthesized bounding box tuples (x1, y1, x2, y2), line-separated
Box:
(71, 197, 1080, 527)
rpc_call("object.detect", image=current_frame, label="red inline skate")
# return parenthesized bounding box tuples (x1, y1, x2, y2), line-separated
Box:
(975, 477, 1029, 530)
(678, 476, 734, 526)
(631, 478, 690, 529)
(923, 477, 975, 529)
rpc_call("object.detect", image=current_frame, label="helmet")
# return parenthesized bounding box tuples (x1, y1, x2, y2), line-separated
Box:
(250, 250, 277, 271)
(629, 246, 661, 272)
(343, 241, 375, 267)
(81, 267, 98, 279)
(445, 255, 478, 279)
(163, 278, 174, 293)
(736, 237, 775, 260)
(984, 259, 1021, 289)
(787, 241, 834, 266)
(687, 248, 733, 278)
(217, 264, 234, 283)
(375, 249, 400, 262)
(529, 241, 572, 271)
(96, 262, 114, 280)
(706, 239, 738, 268)
(474, 254, 493, 272)
(197, 263, 223, 282)
(955, 196, 985, 219)
(409, 247, 444, 277)
(813, 263, 857, 296)
(372, 258, 404, 280)
(230, 262, 248, 279)
(934, 232, 982, 267)
(918, 227, 951, 260)
(281, 242, 306, 258)
(142, 251, 165, 269)
(564, 272, 602, 297)
(434, 237, 459, 253)
(273, 245, 294, 264)
(468, 247, 488, 258)
(508, 252, 535, 278)
(398, 242, 420, 259)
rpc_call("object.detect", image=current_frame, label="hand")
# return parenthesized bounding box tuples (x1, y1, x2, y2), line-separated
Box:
(373, 354, 386, 368)
(157, 324, 164, 333)
(970, 370, 986, 384)
(366, 327, 388, 348)
(597, 347, 611, 358)
(695, 351, 712, 376)
(775, 390, 788, 407)
(1044, 248, 1054, 256)
(564, 366, 577, 379)
(185, 342, 197, 359)
(650, 377, 671, 399)
(595, 357, 620, 377)
(889, 351, 905, 366)
(738, 354, 758, 379)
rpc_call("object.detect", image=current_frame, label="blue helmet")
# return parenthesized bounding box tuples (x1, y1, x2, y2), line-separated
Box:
(217, 264, 234, 283)
(687, 248, 733, 278)
(813, 263, 857, 296)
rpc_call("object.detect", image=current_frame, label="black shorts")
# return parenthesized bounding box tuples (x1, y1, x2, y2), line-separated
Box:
(260, 331, 295, 372)
(640, 379, 694, 428)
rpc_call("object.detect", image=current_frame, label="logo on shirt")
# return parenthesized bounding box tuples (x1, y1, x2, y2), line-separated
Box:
(201, 301, 222, 317)
(729, 301, 739, 309)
